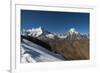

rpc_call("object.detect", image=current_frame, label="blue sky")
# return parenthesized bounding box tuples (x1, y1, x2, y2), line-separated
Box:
(21, 10, 89, 34)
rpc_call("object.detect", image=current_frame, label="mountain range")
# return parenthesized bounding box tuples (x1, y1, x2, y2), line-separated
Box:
(21, 26, 89, 40)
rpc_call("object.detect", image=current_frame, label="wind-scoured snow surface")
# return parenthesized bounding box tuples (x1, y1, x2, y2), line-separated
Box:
(21, 39, 65, 63)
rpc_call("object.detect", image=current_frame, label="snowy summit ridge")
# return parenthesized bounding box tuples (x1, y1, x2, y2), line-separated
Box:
(21, 26, 89, 39)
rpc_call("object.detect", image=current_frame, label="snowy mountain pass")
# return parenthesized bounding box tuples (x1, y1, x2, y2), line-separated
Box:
(21, 39, 64, 63)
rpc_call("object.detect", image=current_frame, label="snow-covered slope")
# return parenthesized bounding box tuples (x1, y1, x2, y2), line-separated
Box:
(45, 34, 55, 39)
(57, 34, 67, 39)
(21, 38, 64, 63)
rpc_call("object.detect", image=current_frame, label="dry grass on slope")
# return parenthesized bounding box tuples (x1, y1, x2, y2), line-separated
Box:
(39, 39, 89, 60)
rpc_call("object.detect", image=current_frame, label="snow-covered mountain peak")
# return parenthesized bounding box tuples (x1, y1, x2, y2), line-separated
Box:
(22, 26, 52, 37)
(30, 26, 42, 32)
(68, 28, 78, 34)
(29, 26, 43, 37)
(69, 28, 75, 32)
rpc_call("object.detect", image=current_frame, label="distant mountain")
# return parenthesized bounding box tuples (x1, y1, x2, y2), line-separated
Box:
(66, 28, 89, 40)
(21, 27, 89, 40)
(22, 26, 55, 38)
